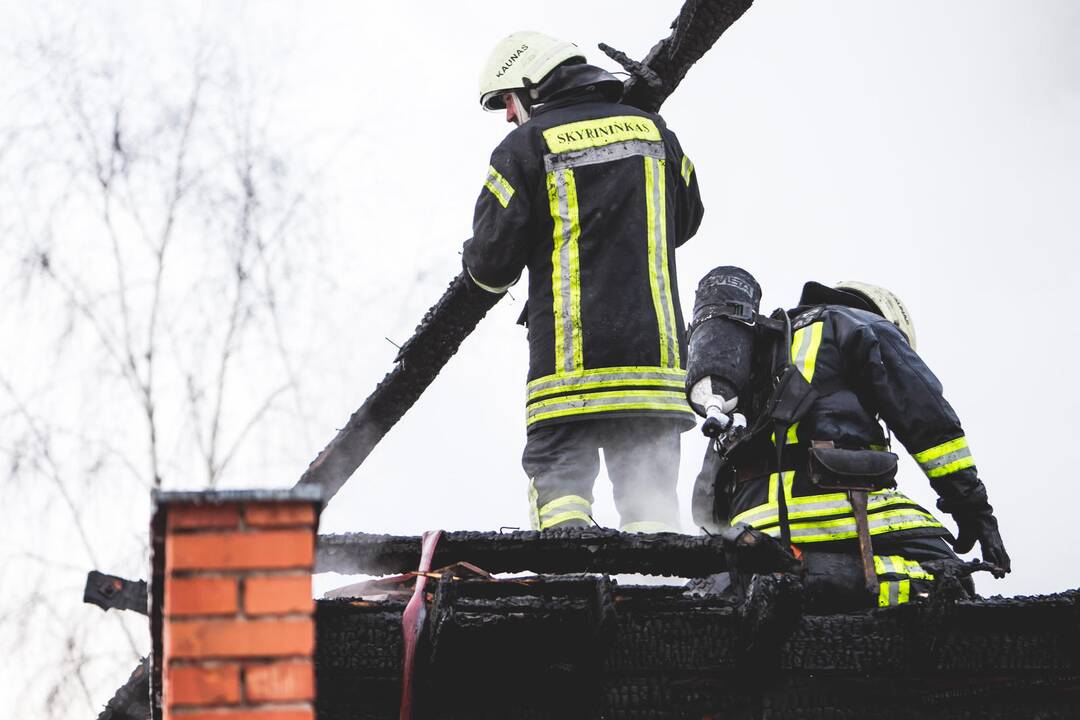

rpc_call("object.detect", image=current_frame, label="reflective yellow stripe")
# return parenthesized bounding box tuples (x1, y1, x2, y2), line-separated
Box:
(904, 559, 934, 581)
(526, 389, 693, 425)
(621, 521, 677, 533)
(538, 494, 592, 518)
(680, 155, 694, 185)
(645, 156, 678, 368)
(483, 165, 515, 208)
(790, 321, 824, 382)
(877, 579, 911, 606)
(527, 365, 686, 391)
(913, 436, 974, 478)
(522, 369, 682, 403)
(542, 115, 661, 153)
(913, 436, 967, 463)
(548, 169, 583, 374)
(771, 422, 799, 446)
(926, 456, 975, 478)
(540, 510, 592, 530)
(733, 489, 921, 527)
(878, 581, 893, 607)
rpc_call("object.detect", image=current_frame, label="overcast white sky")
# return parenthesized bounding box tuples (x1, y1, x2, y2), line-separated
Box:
(3, 1, 1079, 715)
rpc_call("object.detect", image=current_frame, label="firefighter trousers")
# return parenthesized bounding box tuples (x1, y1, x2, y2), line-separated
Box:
(522, 417, 683, 532)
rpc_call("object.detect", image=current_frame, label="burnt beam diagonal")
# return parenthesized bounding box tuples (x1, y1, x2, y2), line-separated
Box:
(295, 271, 502, 503)
(316, 529, 728, 577)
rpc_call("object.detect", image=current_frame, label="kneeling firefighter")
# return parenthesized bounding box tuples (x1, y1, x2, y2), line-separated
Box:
(686, 266, 1010, 608)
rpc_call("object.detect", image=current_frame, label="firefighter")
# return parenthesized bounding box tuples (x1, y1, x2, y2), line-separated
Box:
(463, 32, 704, 532)
(689, 271, 1009, 606)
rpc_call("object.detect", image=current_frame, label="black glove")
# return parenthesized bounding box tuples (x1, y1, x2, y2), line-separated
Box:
(951, 511, 1011, 578)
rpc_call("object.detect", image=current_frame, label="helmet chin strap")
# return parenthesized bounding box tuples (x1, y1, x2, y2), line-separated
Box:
(508, 91, 531, 126)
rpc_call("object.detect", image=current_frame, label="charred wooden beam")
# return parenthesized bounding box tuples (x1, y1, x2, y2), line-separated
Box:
(613, 0, 755, 113)
(315, 528, 728, 577)
(296, 272, 502, 502)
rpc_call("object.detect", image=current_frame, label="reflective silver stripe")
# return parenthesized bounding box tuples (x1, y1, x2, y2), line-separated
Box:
(647, 156, 677, 368)
(792, 327, 812, 373)
(527, 367, 686, 400)
(919, 446, 972, 472)
(526, 391, 691, 422)
(788, 496, 853, 517)
(544, 140, 665, 172)
(884, 581, 899, 606)
(554, 169, 576, 373)
(756, 508, 943, 543)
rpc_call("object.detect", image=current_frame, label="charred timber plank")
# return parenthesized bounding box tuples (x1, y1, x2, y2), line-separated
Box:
(621, 0, 755, 113)
(296, 272, 502, 501)
(315, 529, 728, 576)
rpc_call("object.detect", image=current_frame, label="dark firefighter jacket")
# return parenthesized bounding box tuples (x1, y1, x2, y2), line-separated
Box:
(462, 93, 705, 432)
(720, 303, 991, 548)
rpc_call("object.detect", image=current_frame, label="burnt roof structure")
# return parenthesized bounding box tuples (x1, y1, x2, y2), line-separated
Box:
(95, 523, 1080, 720)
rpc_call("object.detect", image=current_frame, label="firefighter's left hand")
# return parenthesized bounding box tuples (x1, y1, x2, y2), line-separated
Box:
(952, 512, 1011, 577)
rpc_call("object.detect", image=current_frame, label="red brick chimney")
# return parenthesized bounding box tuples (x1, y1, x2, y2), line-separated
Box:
(150, 489, 323, 720)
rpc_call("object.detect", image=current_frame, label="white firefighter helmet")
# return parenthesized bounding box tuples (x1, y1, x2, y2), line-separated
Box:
(478, 32, 585, 110)
(835, 281, 917, 350)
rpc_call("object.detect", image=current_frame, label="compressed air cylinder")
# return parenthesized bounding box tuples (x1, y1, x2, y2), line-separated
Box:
(685, 266, 762, 417)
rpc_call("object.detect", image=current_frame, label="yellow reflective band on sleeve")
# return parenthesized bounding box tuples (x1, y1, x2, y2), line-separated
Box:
(680, 155, 694, 185)
(790, 321, 824, 382)
(543, 115, 661, 153)
(540, 510, 593, 530)
(913, 436, 975, 478)
(537, 494, 592, 518)
(926, 457, 975, 478)
(645, 156, 679, 368)
(484, 165, 515, 208)
(547, 168, 584, 374)
(621, 521, 677, 533)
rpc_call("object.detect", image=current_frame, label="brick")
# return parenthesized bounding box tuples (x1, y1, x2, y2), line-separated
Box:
(167, 711, 313, 720)
(166, 618, 314, 659)
(244, 660, 315, 703)
(166, 663, 241, 706)
(244, 575, 313, 616)
(168, 504, 240, 531)
(244, 503, 316, 528)
(166, 577, 238, 617)
(166, 530, 314, 571)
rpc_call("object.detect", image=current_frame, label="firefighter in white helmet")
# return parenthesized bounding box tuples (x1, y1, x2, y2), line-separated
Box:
(463, 32, 705, 533)
(690, 275, 1009, 607)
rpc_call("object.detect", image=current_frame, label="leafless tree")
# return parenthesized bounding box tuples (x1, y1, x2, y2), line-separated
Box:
(0, 12, 335, 718)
